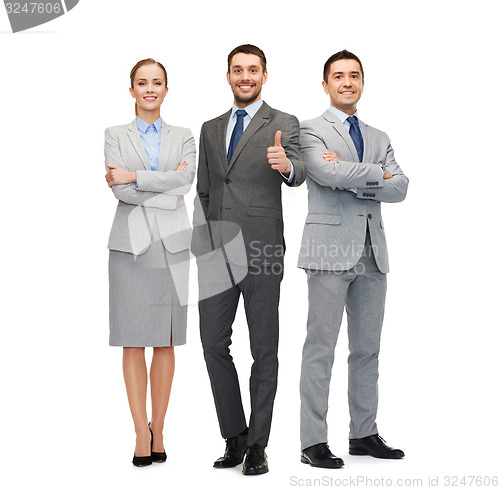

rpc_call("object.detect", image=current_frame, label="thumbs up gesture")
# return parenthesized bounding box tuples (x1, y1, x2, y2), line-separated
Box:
(267, 130, 291, 175)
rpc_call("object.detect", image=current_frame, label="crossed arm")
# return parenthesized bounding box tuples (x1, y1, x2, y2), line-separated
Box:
(354, 134, 408, 203)
(300, 123, 408, 203)
(104, 128, 196, 209)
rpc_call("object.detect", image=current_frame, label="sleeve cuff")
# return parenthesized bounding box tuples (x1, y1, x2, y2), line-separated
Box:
(280, 160, 295, 183)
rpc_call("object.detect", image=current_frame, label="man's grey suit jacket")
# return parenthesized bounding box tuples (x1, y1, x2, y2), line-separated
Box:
(297, 110, 409, 273)
(194, 101, 306, 269)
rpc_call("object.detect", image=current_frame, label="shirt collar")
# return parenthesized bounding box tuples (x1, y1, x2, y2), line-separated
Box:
(136, 116, 162, 134)
(327, 105, 358, 124)
(230, 98, 264, 120)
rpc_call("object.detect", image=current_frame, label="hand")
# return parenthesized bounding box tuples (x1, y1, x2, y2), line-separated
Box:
(267, 130, 291, 175)
(105, 165, 136, 187)
(383, 170, 392, 179)
(176, 160, 187, 171)
(323, 151, 340, 162)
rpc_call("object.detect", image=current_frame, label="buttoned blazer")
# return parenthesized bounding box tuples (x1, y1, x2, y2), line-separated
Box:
(193, 101, 306, 267)
(105, 120, 196, 255)
(297, 110, 409, 273)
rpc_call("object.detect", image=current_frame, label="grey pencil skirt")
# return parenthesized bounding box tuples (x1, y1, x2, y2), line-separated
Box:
(108, 232, 189, 347)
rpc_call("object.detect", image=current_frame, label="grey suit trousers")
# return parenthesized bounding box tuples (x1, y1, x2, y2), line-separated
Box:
(300, 232, 386, 449)
(199, 267, 282, 447)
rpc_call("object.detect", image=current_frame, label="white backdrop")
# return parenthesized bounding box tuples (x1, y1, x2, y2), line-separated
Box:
(1, 1, 499, 489)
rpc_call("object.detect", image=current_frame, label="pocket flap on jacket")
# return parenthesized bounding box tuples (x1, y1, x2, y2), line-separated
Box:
(248, 206, 282, 219)
(305, 214, 342, 225)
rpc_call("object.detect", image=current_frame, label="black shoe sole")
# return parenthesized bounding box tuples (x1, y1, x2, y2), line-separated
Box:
(301, 456, 344, 468)
(242, 466, 269, 475)
(349, 448, 369, 456)
(349, 449, 404, 459)
(213, 459, 244, 468)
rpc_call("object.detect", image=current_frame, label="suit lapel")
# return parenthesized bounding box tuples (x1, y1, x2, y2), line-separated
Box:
(322, 110, 359, 163)
(358, 119, 371, 163)
(127, 120, 151, 170)
(217, 110, 231, 171)
(158, 120, 173, 171)
(227, 102, 270, 172)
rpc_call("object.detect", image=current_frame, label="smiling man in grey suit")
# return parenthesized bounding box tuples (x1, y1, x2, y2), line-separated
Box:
(194, 44, 305, 475)
(298, 50, 409, 468)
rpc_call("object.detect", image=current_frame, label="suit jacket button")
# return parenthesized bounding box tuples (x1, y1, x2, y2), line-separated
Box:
(363, 193, 367, 197)
(368, 214, 372, 219)
(375, 181, 379, 185)
(225, 178, 231, 184)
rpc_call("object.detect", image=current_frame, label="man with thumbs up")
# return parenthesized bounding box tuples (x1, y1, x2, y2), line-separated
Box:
(194, 44, 305, 475)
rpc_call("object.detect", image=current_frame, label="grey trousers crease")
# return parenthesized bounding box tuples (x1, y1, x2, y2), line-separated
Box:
(199, 267, 282, 447)
(300, 233, 387, 449)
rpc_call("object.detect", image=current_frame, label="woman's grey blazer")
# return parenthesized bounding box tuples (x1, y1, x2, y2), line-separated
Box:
(105, 120, 196, 255)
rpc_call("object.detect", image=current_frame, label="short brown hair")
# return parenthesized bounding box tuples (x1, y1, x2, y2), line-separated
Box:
(227, 44, 267, 72)
(323, 50, 364, 82)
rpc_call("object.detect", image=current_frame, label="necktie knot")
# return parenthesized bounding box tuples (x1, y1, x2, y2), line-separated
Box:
(347, 115, 358, 126)
(235, 109, 248, 118)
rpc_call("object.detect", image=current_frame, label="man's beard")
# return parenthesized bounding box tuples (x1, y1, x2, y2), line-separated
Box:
(232, 85, 262, 106)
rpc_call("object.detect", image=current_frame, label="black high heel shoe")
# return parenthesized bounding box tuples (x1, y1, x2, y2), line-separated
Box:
(132, 426, 153, 467)
(149, 423, 167, 463)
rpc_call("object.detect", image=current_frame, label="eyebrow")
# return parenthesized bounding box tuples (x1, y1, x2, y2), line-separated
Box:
(136, 78, 164, 81)
(332, 71, 360, 76)
(232, 65, 260, 69)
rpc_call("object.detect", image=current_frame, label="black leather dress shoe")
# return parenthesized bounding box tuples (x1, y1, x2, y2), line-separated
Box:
(213, 428, 248, 468)
(242, 444, 268, 475)
(301, 443, 344, 468)
(349, 434, 404, 459)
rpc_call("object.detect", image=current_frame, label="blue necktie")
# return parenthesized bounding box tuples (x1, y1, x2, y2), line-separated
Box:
(227, 109, 247, 163)
(347, 115, 364, 162)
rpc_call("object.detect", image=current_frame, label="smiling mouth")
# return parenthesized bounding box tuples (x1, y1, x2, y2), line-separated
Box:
(143, 96, 157, 101)
(340, 91, 355, 95)
(238, 84, 255, 90)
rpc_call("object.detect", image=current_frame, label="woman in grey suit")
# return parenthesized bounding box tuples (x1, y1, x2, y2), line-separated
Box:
(105, 58, 196, 466)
